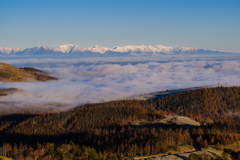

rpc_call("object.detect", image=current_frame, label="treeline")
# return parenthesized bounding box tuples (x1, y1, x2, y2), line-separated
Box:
(0, 87, 240, 159)
(1, 123, 240, 159)
(7, 102, 165, 135)
(191, 120, 240, 148)
(0, 128, 192, 159)
(0, 141, 108, 160)
(156, 86, 240, 121)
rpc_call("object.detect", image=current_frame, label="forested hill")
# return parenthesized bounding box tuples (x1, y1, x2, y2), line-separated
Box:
(155, 86, 240, 121)
(0, 86, 240, 159)
(1, 86, 239, 135)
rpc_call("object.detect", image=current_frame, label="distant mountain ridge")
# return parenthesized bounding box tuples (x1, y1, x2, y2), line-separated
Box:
(0, 44, 224, 56)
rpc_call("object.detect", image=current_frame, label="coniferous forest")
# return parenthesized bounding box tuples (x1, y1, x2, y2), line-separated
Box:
(0, 86, 240, 159)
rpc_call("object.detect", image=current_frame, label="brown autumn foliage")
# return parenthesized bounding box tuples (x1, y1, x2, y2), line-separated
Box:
(155, 86, 240, 121)
(0, 87, 239, 159)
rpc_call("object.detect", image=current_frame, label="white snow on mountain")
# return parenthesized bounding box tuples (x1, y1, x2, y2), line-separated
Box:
(87, 45, 111, 54)
(111, 45, 195, 53)
(0, 44, 221, 56)
(0, 47, 23, 55)
(53, 44, 78, 53)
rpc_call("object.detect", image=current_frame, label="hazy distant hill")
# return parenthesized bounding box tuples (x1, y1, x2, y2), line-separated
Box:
(0, 44, 224, 56)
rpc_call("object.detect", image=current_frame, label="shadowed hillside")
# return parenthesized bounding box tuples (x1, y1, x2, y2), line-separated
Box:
(0, 87, 240, 159)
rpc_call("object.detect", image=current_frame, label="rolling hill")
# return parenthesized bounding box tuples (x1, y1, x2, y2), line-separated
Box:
(0, 62, 57, 83)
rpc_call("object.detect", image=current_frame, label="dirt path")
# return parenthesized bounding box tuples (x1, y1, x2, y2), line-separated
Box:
(134, 149, 197, 160)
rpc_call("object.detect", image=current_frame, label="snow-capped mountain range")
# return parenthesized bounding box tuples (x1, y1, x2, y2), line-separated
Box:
(0, 44, 223, 56)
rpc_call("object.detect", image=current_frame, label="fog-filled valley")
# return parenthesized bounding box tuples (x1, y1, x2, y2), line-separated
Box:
(1, 54, 240, 113)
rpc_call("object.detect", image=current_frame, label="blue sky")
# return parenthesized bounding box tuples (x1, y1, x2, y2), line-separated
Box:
(0, 0, 240, 52)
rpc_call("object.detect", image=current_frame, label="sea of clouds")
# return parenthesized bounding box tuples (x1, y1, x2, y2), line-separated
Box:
(1, 54, 240, 113)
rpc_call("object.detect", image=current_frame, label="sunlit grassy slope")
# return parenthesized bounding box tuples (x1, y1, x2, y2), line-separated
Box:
(0, 62, 36, 82)
(0, 62, 57, 83)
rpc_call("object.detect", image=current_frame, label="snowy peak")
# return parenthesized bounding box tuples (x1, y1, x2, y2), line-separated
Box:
(0, 47, 22, 55)
(53, 44, 77, 53)
(0, 44, 222, 56)
(111, 45, 195, 54)
(88, 45, 111, 54)
(33, 45, 51, 51)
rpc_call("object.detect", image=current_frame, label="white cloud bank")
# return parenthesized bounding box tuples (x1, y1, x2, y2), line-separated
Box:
(1, 55, 240, 113)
